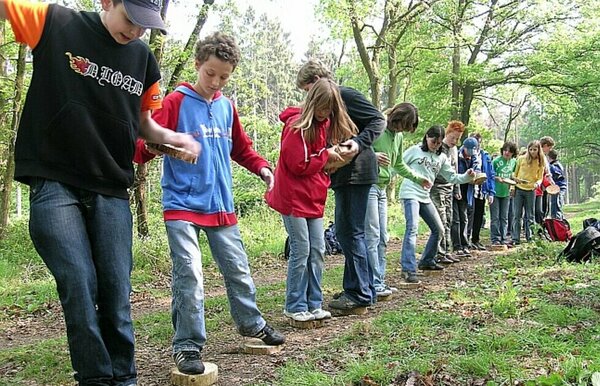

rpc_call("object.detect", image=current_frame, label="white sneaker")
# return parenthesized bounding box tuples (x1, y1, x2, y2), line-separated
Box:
(310, 308, 332, 320)
(386, 285, 398, 294)
(376, 288, 393, 297)
(284, 310, 315, 322)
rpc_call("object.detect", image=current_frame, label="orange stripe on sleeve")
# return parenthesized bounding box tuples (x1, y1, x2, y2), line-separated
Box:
(141, 82, 162, 112)
(6, 0, 48, 49)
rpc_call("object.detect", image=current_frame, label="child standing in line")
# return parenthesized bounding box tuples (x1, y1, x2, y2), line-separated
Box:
(491, 141, 517, 246)
(266, 78, 356, 322)
(400, 125, 474, 284)
(0, 0, 199, 384)
(365, 102, 430, 297)
(547, 149, 567, 220)
(431, 120, 465, 264)
(135, 32, 284, 375)
(511, 140, 545, 244)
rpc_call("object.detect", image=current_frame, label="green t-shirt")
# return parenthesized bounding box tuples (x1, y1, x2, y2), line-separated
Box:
(492, 157, 516, 198)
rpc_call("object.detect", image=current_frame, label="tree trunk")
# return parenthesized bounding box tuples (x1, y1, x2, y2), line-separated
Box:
(132, 0, 172, 238)
(570, 165, 580, 204)
(0, 44, 26, 239)
(167, 3, 211, 92)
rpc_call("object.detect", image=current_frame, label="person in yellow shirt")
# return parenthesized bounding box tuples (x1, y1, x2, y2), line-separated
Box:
(511, 140, 545, 244)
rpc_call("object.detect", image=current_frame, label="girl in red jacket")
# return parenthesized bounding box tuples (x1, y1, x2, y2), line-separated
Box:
(266, 78, 356, 322)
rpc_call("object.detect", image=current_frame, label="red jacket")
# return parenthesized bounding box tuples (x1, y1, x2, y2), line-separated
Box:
(265, 107, 330, 218)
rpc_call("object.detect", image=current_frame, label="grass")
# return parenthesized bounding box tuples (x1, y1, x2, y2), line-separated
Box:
(1, 199, 600, 385)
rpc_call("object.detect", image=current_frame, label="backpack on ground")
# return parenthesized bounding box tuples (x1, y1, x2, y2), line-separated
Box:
(283, 222, 343, 260)
(324, 222, 343, 256)
(557, 226, 600, 263)
(583, 217, 600, 231)
(542, 218, 572, 242)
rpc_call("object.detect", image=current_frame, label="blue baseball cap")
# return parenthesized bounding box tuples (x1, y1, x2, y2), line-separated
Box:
(122, 0, 167, 35)
(462, 137, 478, 156)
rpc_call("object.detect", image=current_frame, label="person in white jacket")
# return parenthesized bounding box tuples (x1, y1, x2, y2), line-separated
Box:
(399, 125, 474, 284)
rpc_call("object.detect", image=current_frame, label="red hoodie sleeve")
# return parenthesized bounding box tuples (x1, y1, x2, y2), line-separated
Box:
(133, 92, 183, 164)
(230, 104, 270, 174)
(280, 122, 328, 176)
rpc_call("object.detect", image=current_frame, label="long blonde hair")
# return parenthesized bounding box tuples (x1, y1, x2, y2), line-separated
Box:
(526, 140, 544, 168)
(293, 78, 357, 144)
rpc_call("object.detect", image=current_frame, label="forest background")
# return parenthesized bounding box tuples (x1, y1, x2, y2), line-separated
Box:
(1, 0, 600, 236)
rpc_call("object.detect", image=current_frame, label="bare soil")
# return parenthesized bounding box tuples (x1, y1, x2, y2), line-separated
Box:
(0, 238, 499, 386)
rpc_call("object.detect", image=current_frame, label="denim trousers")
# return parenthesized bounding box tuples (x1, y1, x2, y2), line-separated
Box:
(28, 179, 136, 386)
(513, 188, 535, 242)
(550, 191, 565, 220)
(364, 185, 389, 291)
(402, 199, 444, 273)
(282, 215, 325, 312)
(490, 196, 510, 244)
(165, 221, 265, 353)
(333, 185, 375, 305)
(430, 185, 453, 255)
(470, 197, 486, 243)
(451, 197, 469, 250)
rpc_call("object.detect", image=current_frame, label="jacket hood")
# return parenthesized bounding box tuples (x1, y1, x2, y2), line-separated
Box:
(279, 106, 302, 124)
(178, 82, 223, 101)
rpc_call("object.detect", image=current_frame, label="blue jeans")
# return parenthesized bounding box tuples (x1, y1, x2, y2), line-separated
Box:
(364, 185, 388, 291)
(451, 197, 469, 250)
(550, 191, 565, 220)
(166, 221, 265, 353)
(334, 185, 374, 305)
(513, 188, 535, 242)
(490, 196, 510, 244)
(402, 199, 444, 273)
(28, 178, 136, 386)
(282, 215, 325, 312)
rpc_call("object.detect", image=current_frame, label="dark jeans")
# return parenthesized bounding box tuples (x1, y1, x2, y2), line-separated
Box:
(451, 197, 469, 250)
(334, 185, 375, 305)
(470, 197, 486, 243)
(29, 179, 137, 386)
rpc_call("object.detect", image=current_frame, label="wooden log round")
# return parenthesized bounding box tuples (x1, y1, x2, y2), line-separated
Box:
(171, 362, 218, 386)
(242, 338, 284, 355)
(146, 142, 198, 164)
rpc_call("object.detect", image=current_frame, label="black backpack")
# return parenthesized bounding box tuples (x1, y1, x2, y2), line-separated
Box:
(283, 222, 343, 260)
(557, 226, 600, 263)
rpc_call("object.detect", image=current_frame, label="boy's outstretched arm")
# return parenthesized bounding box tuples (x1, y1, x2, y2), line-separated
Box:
(138, 110, 200, 156)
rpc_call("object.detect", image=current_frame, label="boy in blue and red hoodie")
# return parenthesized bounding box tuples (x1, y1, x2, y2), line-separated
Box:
(135, 32, 284, 376)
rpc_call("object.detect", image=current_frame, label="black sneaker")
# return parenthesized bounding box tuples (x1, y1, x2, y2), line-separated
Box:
(474, 242, 487, 250)
(328, 293, 365, 310)
(404, 273, 421, 284)
(418, 263, 445, 271)
(173, 350, 205, 375)
(251, 324, 285, 346)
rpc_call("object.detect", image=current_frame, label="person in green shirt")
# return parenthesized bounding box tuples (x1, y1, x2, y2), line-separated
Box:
(365, 102, 430, 296)
(491, 141, 518, 245)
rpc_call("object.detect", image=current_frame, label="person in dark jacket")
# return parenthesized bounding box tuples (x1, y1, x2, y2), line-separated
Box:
(296, 60, 385, 311)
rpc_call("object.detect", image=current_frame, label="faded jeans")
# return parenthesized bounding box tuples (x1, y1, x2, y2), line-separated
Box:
(401, 199, 444, 273)
(166, 221, 265, 353)
(364, 185, 389, 291)
(490, 196, 510, 244)
(282, 215, 325, 313)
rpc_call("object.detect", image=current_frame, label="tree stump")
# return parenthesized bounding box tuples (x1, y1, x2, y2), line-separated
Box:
(242, 338, 284, 355)
(419, 270, 443, 277)
(288, 319, 326, 329)
(490, 244, 508, 251)
(330, 306, 368, 317)
(397, 281, 422, 289)
(171, 362, 218, 386)
(377, 293, 393, 302)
